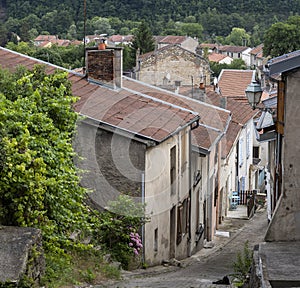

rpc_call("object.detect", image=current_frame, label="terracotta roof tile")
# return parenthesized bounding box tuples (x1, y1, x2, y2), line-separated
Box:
(205, 87, 258, 158)
(208, 52, 230, 63)
(0, 47, 198, 143)
(199, 43, 218, 49)
(250, 44, 264, 55)
(123, 77, 231, 150)
(218, 45, 249, 53)
(218, 69, 254, 98)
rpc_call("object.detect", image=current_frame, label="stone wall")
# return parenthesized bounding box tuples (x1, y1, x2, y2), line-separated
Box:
(138, 45, 210, 87)
(0, 226, 44, 286)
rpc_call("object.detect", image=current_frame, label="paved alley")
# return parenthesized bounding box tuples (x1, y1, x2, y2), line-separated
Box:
(98, 206, 268, 288)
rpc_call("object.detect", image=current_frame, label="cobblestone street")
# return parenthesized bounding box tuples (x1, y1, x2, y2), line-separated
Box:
(96, 206, 268, 288)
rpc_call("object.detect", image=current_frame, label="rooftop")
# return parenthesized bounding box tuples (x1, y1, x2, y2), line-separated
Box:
(124, 78, 231, 151)
(218, 69, 255, 98)
(0, 47, 198, 144)
(218, 45, 250, 53)
(208, 52, 231, 63)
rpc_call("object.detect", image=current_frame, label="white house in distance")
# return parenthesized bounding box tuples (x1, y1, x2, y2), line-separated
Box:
(217, 45, 252, 67)
(208, 52, 233, 65)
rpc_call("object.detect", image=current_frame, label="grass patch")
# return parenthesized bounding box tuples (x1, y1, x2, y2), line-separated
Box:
(41, 249, 121, 287)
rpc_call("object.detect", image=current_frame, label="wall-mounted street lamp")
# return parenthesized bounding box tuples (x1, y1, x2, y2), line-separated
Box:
(245, 80, 263, 110)
(245, 80, 275, 114)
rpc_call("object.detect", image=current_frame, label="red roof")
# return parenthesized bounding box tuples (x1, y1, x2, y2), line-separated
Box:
(123, 78, 231, 150)
(208, 52, 230, 63)
(218, 69, 255, 98)
(250, 44, 264, 55)
(34, 35, 57, 42)
(0, 47, 198, 143)
(205, 87, 258, 157)
(218, 45, 249, 53)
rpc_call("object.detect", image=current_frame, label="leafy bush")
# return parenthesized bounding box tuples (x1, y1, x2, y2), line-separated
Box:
(231, 241, 253, 287)
(0, 65, 98, 284)
(98, 194, 149, 269)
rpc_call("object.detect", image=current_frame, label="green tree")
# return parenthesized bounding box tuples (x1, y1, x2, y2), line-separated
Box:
(263, 15, 300, 57)
(179, 22, 203, 40)
(90, 16, 115, 36)
(131, 21, 155, 55)
(225, 27, 251, 46)
(0, 65, 96, 281)
(31, 47, 63, 66)
(5, 41, 35, 55)
(210, 58, 247, 77)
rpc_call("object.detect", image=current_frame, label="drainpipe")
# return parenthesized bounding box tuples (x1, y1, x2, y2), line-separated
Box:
(141, 172, 145, 264)
(188, 129, 192, 256)
(206, 153, 210, 241)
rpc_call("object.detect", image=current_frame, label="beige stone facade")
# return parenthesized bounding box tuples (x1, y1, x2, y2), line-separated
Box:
(136, 45, 211, 88)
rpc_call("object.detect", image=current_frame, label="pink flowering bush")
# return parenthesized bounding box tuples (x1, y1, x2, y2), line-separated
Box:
(98, 195, 149, 269)
(129, 231, 143, 256)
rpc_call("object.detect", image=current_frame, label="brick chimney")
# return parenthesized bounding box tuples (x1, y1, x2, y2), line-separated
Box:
(85, 46, 123, 89)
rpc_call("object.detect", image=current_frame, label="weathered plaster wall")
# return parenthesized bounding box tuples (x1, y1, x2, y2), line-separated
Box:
(74, 119, 146, 210)
(144, 128, 191, 265)
(265, 69, 300, 241)
(190, 152, 207, 254)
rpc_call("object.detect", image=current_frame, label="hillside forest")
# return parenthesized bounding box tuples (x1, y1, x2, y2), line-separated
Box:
(1, 0, 300, 47)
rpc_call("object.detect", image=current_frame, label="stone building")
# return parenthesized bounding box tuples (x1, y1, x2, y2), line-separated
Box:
(135, 44, 211, 88)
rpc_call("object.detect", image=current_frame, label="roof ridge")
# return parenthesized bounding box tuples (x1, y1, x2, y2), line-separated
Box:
(122, 85, 198, 116)
(123, 76, 231, 113)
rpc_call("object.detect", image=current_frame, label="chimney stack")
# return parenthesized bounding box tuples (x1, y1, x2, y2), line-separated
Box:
(85, 46, 123, 89)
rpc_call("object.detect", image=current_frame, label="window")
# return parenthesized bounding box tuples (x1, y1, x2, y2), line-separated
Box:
(176, 198, 190, 244)
(253, 146, 260, 159)
(154, 228, 158, 252)
(170, 146, 176, 195)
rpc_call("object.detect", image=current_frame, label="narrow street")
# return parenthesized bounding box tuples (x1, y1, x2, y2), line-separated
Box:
(99, 206, 268, 288)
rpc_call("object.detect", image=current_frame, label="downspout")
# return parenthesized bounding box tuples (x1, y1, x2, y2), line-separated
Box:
(188, 128, 192, 256)
(141, 172, 145, 264)
(206, 153, 211, 241)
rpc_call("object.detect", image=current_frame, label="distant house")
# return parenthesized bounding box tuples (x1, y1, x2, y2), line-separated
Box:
(135, 44, 211, 88)
(197, 43, 219, 54)
(249, 44, 265, 69)
(218, 45, 252, 67)
(155, 35, 199, 53)
(208, 52, 233, 65)
(34, 35, 58, 47)
(34, 35, 82, 47)
(107, 34, 133, 46)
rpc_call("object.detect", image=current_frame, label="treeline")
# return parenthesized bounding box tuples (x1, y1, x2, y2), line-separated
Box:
(1, 0, 300, 45)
